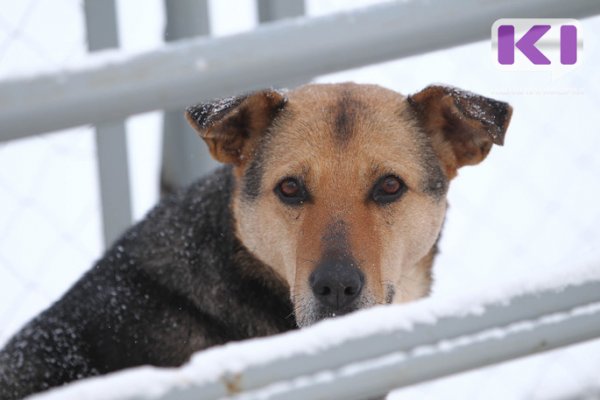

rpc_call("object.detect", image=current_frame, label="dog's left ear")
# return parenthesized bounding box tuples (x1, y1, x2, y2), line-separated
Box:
(408, 85, 512, 178)
(185, 90, 287, 165)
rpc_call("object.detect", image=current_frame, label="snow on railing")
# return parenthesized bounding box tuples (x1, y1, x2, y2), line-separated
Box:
(28, 265, 600, 400)
(1, 0, 600, 141)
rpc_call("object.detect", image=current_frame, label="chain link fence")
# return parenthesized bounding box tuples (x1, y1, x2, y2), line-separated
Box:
(0, 0, 101, 346)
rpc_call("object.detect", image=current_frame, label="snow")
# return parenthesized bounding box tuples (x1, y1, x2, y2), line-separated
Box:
(187, 95, 246, 129)
(26, 262, 600, 400)
(442, 84, 510, 143)
(1, 0, 600, 399)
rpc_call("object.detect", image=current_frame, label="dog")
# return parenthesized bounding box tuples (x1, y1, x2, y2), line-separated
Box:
(0, 83, 511, 399)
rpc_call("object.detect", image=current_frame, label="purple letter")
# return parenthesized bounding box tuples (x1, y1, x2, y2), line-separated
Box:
(560, 25, 577, 65)
(498, 25, 515, 65)
(515, 25, 551, 65)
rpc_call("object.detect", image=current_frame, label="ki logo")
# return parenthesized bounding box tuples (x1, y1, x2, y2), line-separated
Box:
(492, 19, 582, 77)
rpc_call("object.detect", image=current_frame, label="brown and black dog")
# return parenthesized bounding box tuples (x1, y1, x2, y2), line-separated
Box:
(0, 83, 511, 399)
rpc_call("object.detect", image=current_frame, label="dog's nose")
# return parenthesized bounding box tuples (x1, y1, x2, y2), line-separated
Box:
(309, 260, 364, 311)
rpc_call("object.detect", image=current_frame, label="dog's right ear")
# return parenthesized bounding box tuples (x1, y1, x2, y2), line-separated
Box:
(185, 90, 287, 165)
(408, 85, 512, 179)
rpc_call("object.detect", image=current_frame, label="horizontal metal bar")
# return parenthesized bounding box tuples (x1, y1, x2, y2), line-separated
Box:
(245, 301, 600, 400)
(2, 0, 600, 141)
(29, 271, 600, 400)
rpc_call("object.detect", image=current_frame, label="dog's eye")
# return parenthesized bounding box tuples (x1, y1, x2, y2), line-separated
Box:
(371, 175, 407, 204)
(275, 177, 309, 205)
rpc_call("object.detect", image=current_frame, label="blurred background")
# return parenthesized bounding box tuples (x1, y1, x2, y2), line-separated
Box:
(0, 0, 599, 398)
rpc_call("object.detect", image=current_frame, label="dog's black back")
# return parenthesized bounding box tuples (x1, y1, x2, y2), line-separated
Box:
(0, 167, 296, 399)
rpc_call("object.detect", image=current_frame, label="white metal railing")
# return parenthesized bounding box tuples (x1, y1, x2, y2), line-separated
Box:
(27, 266, 600, 400)
(1, 0, 600, 141)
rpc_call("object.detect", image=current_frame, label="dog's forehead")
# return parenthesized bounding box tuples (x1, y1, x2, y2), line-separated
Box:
(288, 82, 402, 100)
(268, 83, 426, 167)
(286, 82, 406, 119)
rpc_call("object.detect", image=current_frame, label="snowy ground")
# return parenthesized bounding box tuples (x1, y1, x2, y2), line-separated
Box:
(1, 0, 600, 399)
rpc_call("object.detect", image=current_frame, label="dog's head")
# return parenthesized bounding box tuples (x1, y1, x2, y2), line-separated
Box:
(186, 83, 512, 327)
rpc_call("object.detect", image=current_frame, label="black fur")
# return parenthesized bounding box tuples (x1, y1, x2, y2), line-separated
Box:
(403, 104, 449, 200)
(0, 167, 296, 400)
(332, 90, 361, 146)
(242, 143, 266, 201)
(186, 95, 248, 131)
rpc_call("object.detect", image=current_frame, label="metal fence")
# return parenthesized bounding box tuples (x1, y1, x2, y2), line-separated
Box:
(1, 0, 600, 399)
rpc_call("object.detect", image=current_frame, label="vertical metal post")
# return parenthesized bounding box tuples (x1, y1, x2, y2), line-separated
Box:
(256, 0, 307, 85)
(160, 0, 214, 194)
(84, 0, 132, 246)
(257, 0, 305, 22)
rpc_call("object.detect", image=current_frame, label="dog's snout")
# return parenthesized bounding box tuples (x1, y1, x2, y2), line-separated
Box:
(309, 260, 364, 311)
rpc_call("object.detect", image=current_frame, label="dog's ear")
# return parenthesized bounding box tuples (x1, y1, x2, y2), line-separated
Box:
(185, 90, 287, 165)
(408, 85, 512, 178)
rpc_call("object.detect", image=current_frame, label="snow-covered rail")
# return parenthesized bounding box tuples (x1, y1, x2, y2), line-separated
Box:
(1, 0, 600, 141)
(28, 267, 600, 400)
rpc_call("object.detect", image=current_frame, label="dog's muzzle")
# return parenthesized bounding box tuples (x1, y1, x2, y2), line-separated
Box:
(309, 257, 364, 315)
